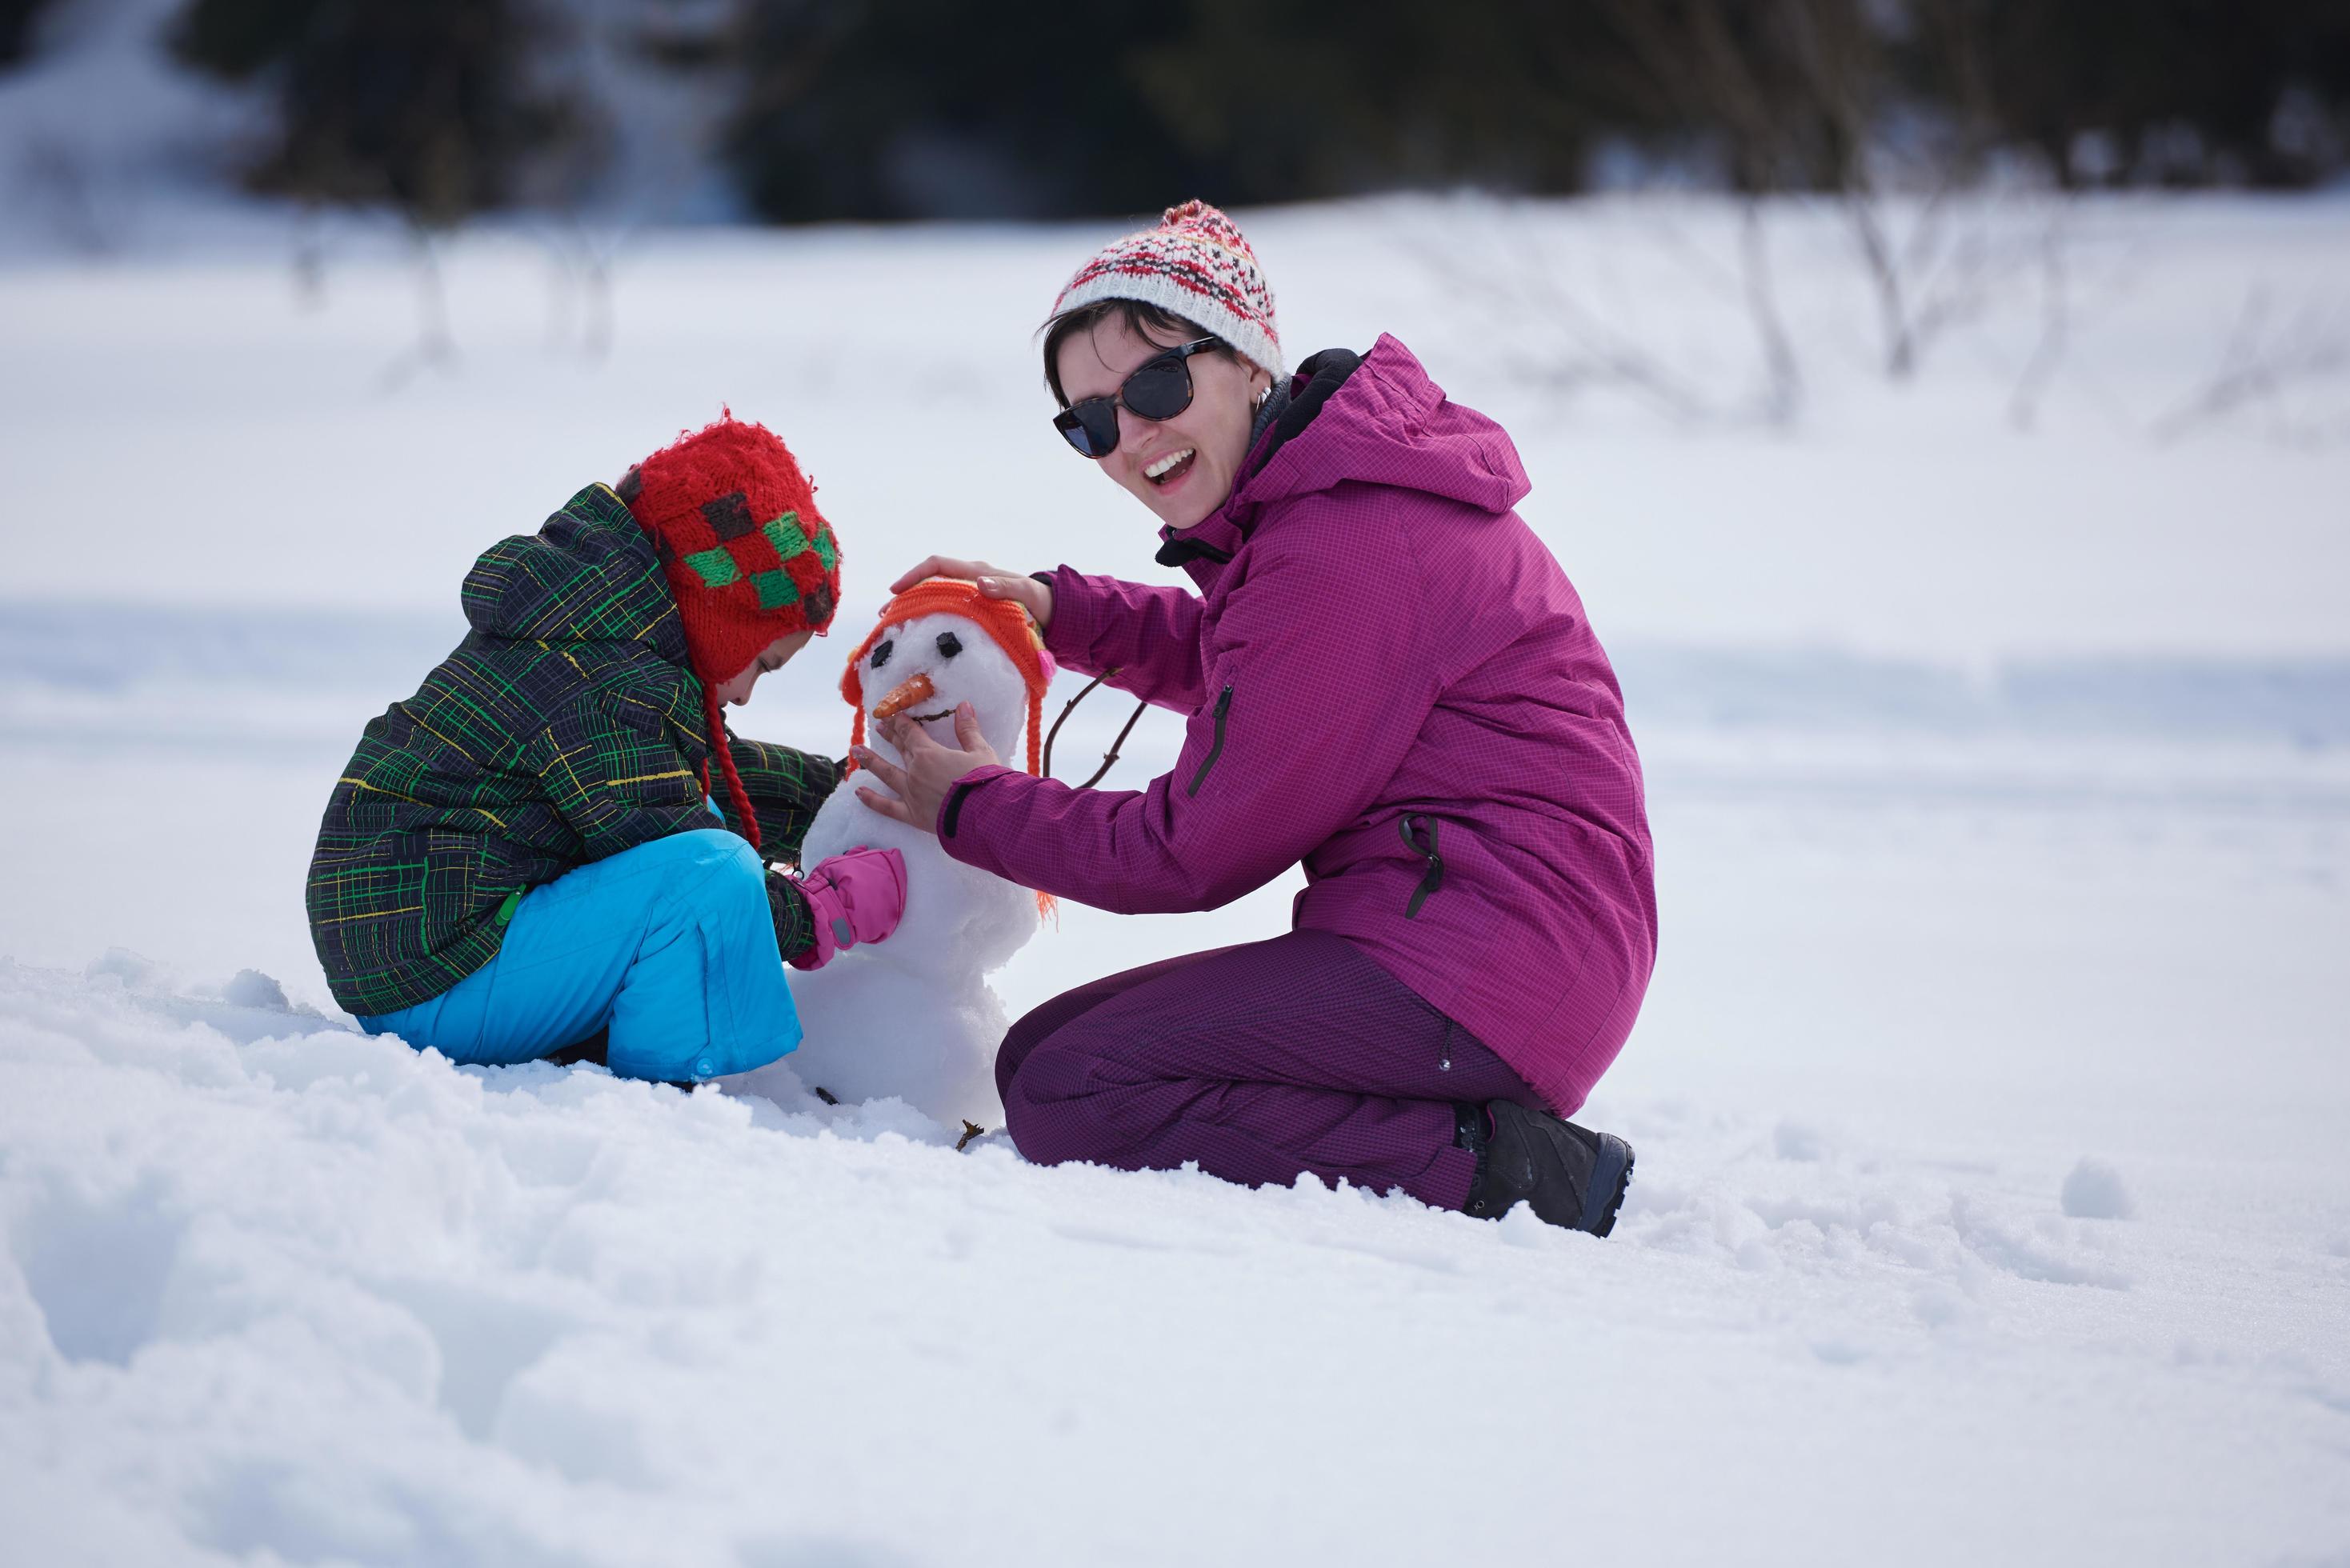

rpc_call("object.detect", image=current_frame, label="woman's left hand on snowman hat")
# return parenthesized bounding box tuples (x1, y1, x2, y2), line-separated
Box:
(855, 704, 1002, 831)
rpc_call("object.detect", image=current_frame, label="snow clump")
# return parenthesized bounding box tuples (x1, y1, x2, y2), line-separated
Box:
(2060, 1158, 2136, 1220)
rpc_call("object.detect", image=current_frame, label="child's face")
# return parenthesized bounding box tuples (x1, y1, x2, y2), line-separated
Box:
(716, 630, 814, 706)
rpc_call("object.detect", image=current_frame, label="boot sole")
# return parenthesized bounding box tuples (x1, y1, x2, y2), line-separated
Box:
(1581, 1134, 1635, 1238)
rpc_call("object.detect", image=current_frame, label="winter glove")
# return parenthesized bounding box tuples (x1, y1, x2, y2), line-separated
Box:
(788, 846, 908, 971)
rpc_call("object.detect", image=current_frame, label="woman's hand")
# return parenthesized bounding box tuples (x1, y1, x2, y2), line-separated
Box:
(891, 556, 1053, 633)
(853, 703, 1003, 832)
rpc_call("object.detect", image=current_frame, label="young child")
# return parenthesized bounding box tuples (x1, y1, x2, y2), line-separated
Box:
(306, 414, 905, 1083)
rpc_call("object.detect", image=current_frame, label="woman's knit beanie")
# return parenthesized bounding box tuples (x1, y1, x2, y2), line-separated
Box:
(620, 412, 842, 851)
(1047, 199, 1284, 378)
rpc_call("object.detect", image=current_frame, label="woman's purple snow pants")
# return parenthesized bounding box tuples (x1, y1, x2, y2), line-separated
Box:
(995, 930, 1543, 1210)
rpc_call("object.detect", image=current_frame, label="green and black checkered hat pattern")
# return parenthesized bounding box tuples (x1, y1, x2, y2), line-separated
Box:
(620, 413, 842, 689)
(305, 484, 839, 1018)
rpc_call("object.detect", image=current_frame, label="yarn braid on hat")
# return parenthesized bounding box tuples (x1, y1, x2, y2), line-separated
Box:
(622, 411, 843, 852)
(1047, 199, 1283, 378)
(839, 578, 1057, 919)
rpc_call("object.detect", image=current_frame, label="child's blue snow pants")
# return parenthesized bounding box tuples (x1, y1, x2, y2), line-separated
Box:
(357, 826, 802, 1083)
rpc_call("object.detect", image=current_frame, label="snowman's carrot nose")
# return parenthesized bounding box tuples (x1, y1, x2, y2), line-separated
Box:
(873, 672, 937, 720)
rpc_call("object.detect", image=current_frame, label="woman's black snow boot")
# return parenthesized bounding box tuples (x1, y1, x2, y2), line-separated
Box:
(1456, 1101, 1635, 1237)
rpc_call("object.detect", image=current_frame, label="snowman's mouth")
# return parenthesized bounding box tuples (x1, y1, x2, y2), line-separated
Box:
(906, 709, 954, 725)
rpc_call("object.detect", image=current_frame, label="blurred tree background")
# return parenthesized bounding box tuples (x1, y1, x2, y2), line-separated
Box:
(170, 0, 580, 223)
(2, 0, 62, 65)
(27, 0, 2348, 220)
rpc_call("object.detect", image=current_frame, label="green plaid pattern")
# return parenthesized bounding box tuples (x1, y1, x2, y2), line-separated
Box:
(306, 485, 839, 1017)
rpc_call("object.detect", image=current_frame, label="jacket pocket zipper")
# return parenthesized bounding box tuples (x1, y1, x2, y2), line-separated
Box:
(1400, 814, 1444, 918)
(1186, 685, 1233, 798)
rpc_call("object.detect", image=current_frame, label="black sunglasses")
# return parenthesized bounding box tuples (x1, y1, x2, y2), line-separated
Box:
(1051, 337, 1223, 458)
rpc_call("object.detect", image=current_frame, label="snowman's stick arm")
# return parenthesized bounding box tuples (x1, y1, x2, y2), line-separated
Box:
(1079, 699, 1151, 790)
(1042, 671, 1111, 780)
(1043, 668, 1151, 790)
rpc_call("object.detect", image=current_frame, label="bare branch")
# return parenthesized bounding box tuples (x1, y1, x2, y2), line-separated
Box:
(2153, 286, 2350, 445)
(2008, 214, 2072, 431)
(378, 222, 458, 394)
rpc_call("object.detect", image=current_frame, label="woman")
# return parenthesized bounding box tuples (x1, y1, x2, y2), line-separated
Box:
(854, 202, 1655, 1234)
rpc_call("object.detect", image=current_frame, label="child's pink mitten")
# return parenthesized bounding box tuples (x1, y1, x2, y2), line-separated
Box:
(790, 846, 908, 970)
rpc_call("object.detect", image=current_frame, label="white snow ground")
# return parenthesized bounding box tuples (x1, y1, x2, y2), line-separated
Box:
(2, 190, 2348, 1565)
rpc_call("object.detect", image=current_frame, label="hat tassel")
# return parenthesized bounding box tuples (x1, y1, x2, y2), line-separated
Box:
(706, 685, 763, 854)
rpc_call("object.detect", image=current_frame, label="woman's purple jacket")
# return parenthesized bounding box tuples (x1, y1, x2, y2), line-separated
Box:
(939, 334, 1655, 1115)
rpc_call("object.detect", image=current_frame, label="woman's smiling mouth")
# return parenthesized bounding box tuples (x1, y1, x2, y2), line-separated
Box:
(1143, 448, 1196, 487)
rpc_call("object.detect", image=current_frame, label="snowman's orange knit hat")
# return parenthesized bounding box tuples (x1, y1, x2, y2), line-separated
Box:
(840, 578, 1052, 778)
(841, 579, 1057, 921)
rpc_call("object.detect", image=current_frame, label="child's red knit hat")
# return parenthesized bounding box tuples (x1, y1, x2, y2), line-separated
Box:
(620, 412, 843, 851)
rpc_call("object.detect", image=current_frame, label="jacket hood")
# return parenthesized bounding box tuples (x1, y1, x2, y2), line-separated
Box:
(460, 484, 691, 666)
(1235, 334, 1531, 523)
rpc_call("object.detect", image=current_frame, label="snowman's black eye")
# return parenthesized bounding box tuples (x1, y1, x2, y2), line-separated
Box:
(870, 639, 893, 670)
(937, 632, 963, 658)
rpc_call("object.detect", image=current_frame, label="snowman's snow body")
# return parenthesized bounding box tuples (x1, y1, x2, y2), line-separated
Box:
(743, 608, 1043, 1124)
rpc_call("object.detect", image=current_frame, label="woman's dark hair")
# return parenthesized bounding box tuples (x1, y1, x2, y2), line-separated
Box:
(1041, 298, 1237, 406)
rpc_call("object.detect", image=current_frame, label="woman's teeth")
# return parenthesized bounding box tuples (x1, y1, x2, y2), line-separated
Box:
(1144, 448, 1195, 484)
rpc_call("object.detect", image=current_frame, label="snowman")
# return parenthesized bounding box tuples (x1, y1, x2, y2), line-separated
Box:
(742, 578, 1054, 1126)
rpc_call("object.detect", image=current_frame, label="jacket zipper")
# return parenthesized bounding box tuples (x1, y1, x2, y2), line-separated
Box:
(1186, 685, 1233, 797)
(1400, 814, 1444, 918)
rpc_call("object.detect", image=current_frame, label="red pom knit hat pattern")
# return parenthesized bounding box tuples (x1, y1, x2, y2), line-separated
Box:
(622, 412, 843, 851)
(1047, 199, 1284, 378)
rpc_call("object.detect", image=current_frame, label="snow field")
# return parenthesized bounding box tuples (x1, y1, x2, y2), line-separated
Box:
(2, 922, 2344, 1568)
(4, 195, 2348, 661)
(3, 738, 2344, 1563)
(3, 194, 2348, 1562)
